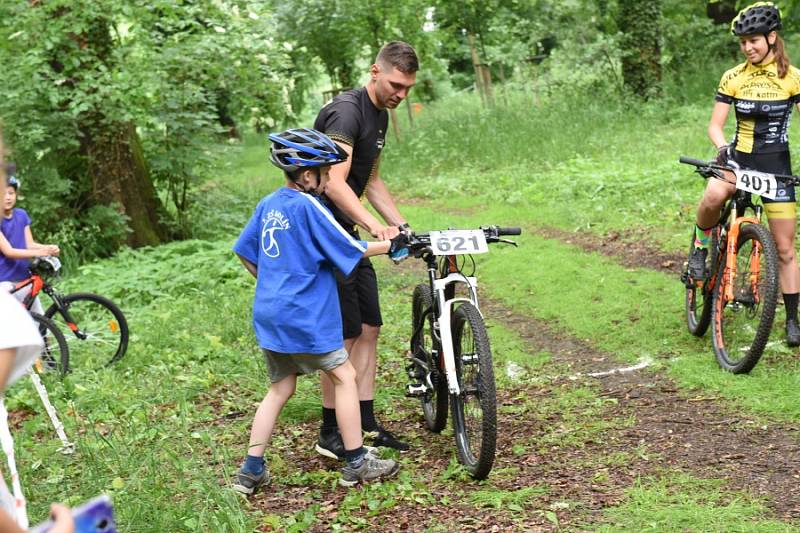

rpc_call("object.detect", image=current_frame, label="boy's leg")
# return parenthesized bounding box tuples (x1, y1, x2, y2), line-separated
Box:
(234, 373, 296, 495)
(246, 374, 296, 458)
(323, 359, 362, 451)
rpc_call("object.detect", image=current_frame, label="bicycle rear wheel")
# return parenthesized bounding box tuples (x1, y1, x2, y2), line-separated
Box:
(31, 312, 69, 377)
(450, 302, 496, 480)
(685, 228, 718, 337)
(411, 284, 448, 432)
(45, 292, 129, 371)
(711, 223, 779, 373)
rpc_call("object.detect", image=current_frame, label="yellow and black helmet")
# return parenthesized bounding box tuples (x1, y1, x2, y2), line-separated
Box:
(731, 2, 782, 36)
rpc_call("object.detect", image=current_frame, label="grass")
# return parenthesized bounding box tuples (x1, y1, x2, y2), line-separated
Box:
(595, 473, 796, 532)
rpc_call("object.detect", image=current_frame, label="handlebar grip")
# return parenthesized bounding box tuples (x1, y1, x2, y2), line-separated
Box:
(679, 156, 709, 167)
(496, 227, 522, 236)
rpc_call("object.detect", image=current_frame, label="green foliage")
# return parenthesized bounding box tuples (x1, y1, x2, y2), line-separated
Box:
(0, 0, 300, 261)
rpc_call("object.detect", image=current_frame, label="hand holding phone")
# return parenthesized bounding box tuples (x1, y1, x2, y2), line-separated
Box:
(30, 495, 115, 533)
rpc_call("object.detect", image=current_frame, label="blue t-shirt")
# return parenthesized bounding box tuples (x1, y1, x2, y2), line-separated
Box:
(233, 188, 367, 354)
(0, 208, 31, 282)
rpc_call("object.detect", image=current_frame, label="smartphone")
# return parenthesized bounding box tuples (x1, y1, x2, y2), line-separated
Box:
(29, 494, 116, 533)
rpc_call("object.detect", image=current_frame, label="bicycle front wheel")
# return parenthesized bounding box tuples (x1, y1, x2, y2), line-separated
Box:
(45, 293, 129, 371)
(411, 284, 448, 432)
(31, 312, 69, 377)
(685, 228, 718, 337)
(711, 223, 779, 374)
(450, 302, 496, 480)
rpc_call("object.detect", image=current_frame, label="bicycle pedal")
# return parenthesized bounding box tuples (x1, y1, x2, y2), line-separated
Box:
(406, 384, 427, 397)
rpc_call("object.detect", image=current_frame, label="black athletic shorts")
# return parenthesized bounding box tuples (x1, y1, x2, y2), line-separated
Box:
(733, 150, 796, 218)
(335, 243, 382, 339)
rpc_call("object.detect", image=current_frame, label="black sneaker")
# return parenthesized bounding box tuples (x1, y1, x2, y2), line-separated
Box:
(688, 247, 708, 281)
(316, 430, 378, 460)
(232, 467, 270, 495)
(787, 319, 800, 347)
(339, 456, 400, 487)
(365, 426, 410, 451)
(316, 429, 345, 460)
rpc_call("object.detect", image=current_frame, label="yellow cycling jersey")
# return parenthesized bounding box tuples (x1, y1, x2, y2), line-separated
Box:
(716, 60, 800, 154)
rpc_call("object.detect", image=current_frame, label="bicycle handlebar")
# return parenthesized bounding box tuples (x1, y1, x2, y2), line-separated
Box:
(679, 156, 800, 186)
(405, 225, 521, 252)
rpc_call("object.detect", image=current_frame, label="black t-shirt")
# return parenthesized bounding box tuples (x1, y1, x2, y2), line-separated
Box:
(314, 86, 388, 228)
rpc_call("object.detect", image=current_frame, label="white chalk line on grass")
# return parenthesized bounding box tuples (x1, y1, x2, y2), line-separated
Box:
(505, 357, 653, 383)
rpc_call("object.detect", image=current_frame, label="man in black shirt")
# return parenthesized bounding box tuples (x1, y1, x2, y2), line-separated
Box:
(313, 41, 418, 457)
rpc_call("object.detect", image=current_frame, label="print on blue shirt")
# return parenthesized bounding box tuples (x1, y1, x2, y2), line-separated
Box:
(233, 188, 367, 354)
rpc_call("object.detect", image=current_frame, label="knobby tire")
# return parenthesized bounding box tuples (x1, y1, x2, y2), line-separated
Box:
(450, 302, 497, 480)
(711, 223, 779, 373)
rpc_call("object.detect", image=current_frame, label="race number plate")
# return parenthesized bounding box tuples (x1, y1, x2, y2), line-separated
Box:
(429, 230, 488, 256)
(733, 168, 778, 200)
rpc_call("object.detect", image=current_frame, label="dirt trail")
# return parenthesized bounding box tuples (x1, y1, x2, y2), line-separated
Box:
(483, 298, 800, 521)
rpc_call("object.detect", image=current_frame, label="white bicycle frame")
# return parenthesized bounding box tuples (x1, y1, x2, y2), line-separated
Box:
(431, 272, 481, 396)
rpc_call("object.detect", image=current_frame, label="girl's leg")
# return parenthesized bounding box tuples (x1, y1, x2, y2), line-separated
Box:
(767, 216, 800, 343)
(696, 177, 736, 229)
(247, 374, 297, 458)
(323, 360, 363, 452)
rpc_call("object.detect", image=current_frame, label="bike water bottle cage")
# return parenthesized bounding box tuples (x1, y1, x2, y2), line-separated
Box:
(268, 128, 348, 173)
(731, 2, 781, 36)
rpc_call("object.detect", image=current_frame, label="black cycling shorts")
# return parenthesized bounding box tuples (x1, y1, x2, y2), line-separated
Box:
(732, 149, 796, 219)
(335, 255, 383, 340)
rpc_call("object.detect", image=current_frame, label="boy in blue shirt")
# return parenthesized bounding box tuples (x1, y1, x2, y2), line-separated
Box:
(232, 129, 408, 494)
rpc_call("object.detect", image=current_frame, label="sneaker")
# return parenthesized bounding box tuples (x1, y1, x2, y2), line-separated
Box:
(787, 319, 800, 347)
(232, 467, 270, 495)
(339, 456, 400, 487)
(687, 247, 708, 281)
(365, 426, 410, 451)
(316, 429, 345, 460)
(315, 430, 379, 460)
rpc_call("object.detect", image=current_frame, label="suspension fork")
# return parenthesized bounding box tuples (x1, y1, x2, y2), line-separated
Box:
(723, 209, 763, 303)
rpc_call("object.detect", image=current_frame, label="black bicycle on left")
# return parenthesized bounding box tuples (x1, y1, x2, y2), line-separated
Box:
(10, 256, 129, 376)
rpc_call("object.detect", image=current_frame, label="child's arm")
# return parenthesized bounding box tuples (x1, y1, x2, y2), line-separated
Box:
(363, 240, 391, 258)
(0, 230, 53, 260)
(237, 254, 258, 278)
(23, 226, 59, 255)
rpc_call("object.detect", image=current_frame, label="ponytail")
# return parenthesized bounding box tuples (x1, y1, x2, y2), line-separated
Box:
(774, 34, 791, 78)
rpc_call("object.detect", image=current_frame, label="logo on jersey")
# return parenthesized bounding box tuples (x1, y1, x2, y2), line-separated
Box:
(376, 136, 385, 150)
(261, 209, 291, 258)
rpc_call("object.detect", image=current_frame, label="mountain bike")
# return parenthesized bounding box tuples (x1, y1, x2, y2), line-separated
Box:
(404, 225, 521, 479)
(10, 256, 129, 376)
(679, 156, 800, 373)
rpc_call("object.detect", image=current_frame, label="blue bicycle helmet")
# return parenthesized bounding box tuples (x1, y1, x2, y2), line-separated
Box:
(731, 2, 781, 36)
(268, 128, 348, 173)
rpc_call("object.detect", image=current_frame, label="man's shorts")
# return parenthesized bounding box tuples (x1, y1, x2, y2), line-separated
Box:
(263, 347, 348, 383)
(335, 254, 383, 340)
(733, 149, 796, 219)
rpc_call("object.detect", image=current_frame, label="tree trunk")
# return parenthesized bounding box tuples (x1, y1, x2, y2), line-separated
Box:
(86, 123, 168, 247)
(467, 32, 487, 106)
(618, 0, 662, 99)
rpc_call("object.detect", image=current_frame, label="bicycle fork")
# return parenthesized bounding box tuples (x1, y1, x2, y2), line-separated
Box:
(722, 209, 763, 304)
(407, 274, 480, 398)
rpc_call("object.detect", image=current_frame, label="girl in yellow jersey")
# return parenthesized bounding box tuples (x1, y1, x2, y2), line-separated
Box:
(688, 2, 800, 346)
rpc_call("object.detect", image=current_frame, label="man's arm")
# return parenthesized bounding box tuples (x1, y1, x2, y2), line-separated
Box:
(324, 142, 398, 240)
(365, 158, 405, 228)
(237, 255, 258, 278)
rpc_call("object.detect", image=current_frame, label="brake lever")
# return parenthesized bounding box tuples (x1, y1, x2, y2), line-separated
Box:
(497, 239, 518, 247)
